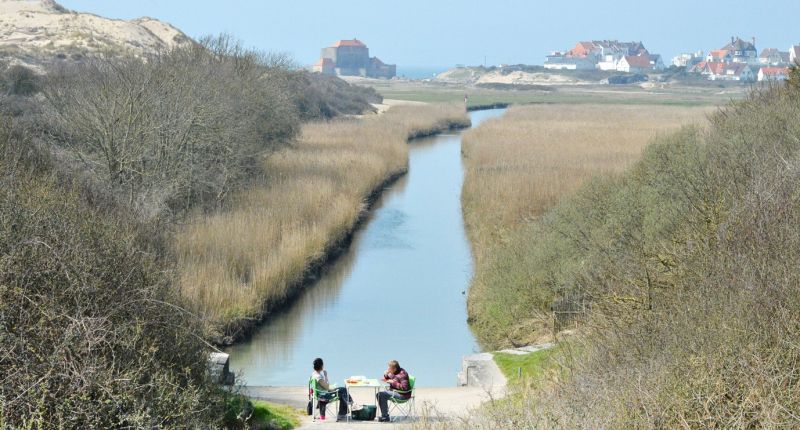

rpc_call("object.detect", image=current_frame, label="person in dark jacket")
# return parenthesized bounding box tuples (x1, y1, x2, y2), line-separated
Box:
(376, 359, 410, 422)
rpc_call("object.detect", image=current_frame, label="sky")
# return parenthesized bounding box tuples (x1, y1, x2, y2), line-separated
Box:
(59, 0, 800, 70)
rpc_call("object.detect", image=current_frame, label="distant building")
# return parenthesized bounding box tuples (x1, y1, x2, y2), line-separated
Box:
(701, 62, 755, 82)
(617, 54, 661, 73)
(545, 40, 662, 73)
(759, 48, 790, 66)
(672, 51, 704, 68)
(721, 36, 758, 64)
(758, 66, 789, 81)
(544, 52, 595, 70)
(791, 44, 800, 64)
(313, 39, 396, 78)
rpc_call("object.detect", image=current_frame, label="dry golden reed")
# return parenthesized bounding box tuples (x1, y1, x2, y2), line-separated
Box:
(461, 103, 712, 262)
(175, 104, 468, 334)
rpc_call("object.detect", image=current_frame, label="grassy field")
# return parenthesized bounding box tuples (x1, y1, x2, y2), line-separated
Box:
(360, 78, 747, 108)
(461, 103, 711, 347)
(175, 103, 469, 341)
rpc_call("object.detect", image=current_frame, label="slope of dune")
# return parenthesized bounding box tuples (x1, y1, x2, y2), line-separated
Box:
(0, 0, 191, 66)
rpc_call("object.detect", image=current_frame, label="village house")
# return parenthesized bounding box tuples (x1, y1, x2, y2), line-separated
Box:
(544, 52, 595, 70)
(723, 36, 759, 64)
(759, 48, 790, 66)
(672, 51, 704, 67)
(313, 39, 396, 78)
(617, 54, 663, 73)
(545, 40, 663, 73)
(700, 62, 755, 82)
(758, 67, 790, 82)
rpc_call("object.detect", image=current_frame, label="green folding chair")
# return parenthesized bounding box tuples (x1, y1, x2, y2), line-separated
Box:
(308, 377, 341, 421)
(388, 375, 415, 420)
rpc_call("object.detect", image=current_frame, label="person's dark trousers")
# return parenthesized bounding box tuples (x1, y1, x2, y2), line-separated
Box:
(319, 387, 351, 417)
(377, 390, 406, 418)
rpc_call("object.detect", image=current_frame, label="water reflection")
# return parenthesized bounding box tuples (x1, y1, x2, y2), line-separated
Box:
(227, 109, 506, 386)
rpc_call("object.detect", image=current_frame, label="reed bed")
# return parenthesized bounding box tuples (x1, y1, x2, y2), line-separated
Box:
(462, 104, 711, 263)
(175, 103, 469, 340)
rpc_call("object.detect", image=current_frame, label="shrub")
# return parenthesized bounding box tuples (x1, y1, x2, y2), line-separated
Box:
(0, 121, 226, 428)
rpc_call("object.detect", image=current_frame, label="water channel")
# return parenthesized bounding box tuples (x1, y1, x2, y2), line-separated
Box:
(227, 108, 506, 387)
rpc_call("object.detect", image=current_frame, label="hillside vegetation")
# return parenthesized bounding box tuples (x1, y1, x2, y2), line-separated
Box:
(452, 71, 800, 427)
(461, 103, 709, 347)
(176, 104, 470, 342)
(0, 34, 383, 427)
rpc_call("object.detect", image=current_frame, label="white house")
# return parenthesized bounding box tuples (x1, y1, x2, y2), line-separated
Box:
(544, 53, 595, 70)
(617, 55, 653, 73)
(758, 67, 789, 81)
(672, 51, 704, 67)
(791, 45, 800, 64)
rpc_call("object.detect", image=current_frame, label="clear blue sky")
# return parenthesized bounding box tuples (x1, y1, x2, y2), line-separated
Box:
(59, 0, 799, 68)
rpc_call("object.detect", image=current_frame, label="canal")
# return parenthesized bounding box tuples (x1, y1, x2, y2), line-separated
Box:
(227, 108, 506, 387)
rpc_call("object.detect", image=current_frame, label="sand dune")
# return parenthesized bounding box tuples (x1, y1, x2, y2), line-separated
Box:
(0, 0, 190, 66)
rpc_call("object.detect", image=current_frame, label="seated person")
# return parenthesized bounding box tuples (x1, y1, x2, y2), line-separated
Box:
(311, 357, 351, 421)
(376, 359, 411, 422)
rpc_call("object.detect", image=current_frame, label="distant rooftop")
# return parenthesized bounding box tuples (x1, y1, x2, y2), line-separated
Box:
(332, 39, 366, 48)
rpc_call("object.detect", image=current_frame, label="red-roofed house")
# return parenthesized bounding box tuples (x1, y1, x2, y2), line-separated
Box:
(689, 61, 708, 73)
(568, 42, 597, 57)
(546, 40, 662, 72)
(702, 62, 755, 82)
(758, 67, 790, 82)
(316, 39, 396, 78)
(707, 49, 732, 63)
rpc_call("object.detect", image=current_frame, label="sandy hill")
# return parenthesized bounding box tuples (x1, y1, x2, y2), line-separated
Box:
(435, 66, 586, 86)
(0, 0, 191, 67)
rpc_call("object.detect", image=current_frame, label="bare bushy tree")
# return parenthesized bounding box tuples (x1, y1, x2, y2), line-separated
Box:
(43, 35, 299, 220)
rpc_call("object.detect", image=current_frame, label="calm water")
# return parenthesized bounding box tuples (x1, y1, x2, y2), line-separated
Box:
(227, 109, 506, 387)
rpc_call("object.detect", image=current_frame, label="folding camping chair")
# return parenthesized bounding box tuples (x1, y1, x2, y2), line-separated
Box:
(308, 377, 342, 421)
(388, 375, 416, 420)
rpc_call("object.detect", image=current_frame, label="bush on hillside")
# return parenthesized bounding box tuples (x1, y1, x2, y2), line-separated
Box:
(464, 80, 800, 427)
(0, 123, 227, 428)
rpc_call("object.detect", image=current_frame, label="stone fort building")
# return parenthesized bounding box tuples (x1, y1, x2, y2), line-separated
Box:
(313, 39, 396, 78)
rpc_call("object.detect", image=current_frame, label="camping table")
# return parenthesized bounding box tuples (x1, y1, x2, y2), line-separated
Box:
(345, 378, 384, 416)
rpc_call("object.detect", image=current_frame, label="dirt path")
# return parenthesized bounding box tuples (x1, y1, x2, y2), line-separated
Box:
(244, 355, 507, 428)
(245, 383, 505, 429)
(244, 343, 553, 428)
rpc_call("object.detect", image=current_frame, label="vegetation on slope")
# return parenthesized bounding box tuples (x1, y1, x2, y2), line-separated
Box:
(176, 104, 470, 342)
(455, 74, 800, 427)
(0, 118, 225, 428)
(461, 104, 709, 347)
(0, 34, 384, 427)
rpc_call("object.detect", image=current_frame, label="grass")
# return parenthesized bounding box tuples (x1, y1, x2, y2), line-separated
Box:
(363, 78, 747, 108)
(175, 103, 469, 340)
(250, 400, 302, 429)
(461, 103, 711, 347)
(493, 346, 560, 387)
